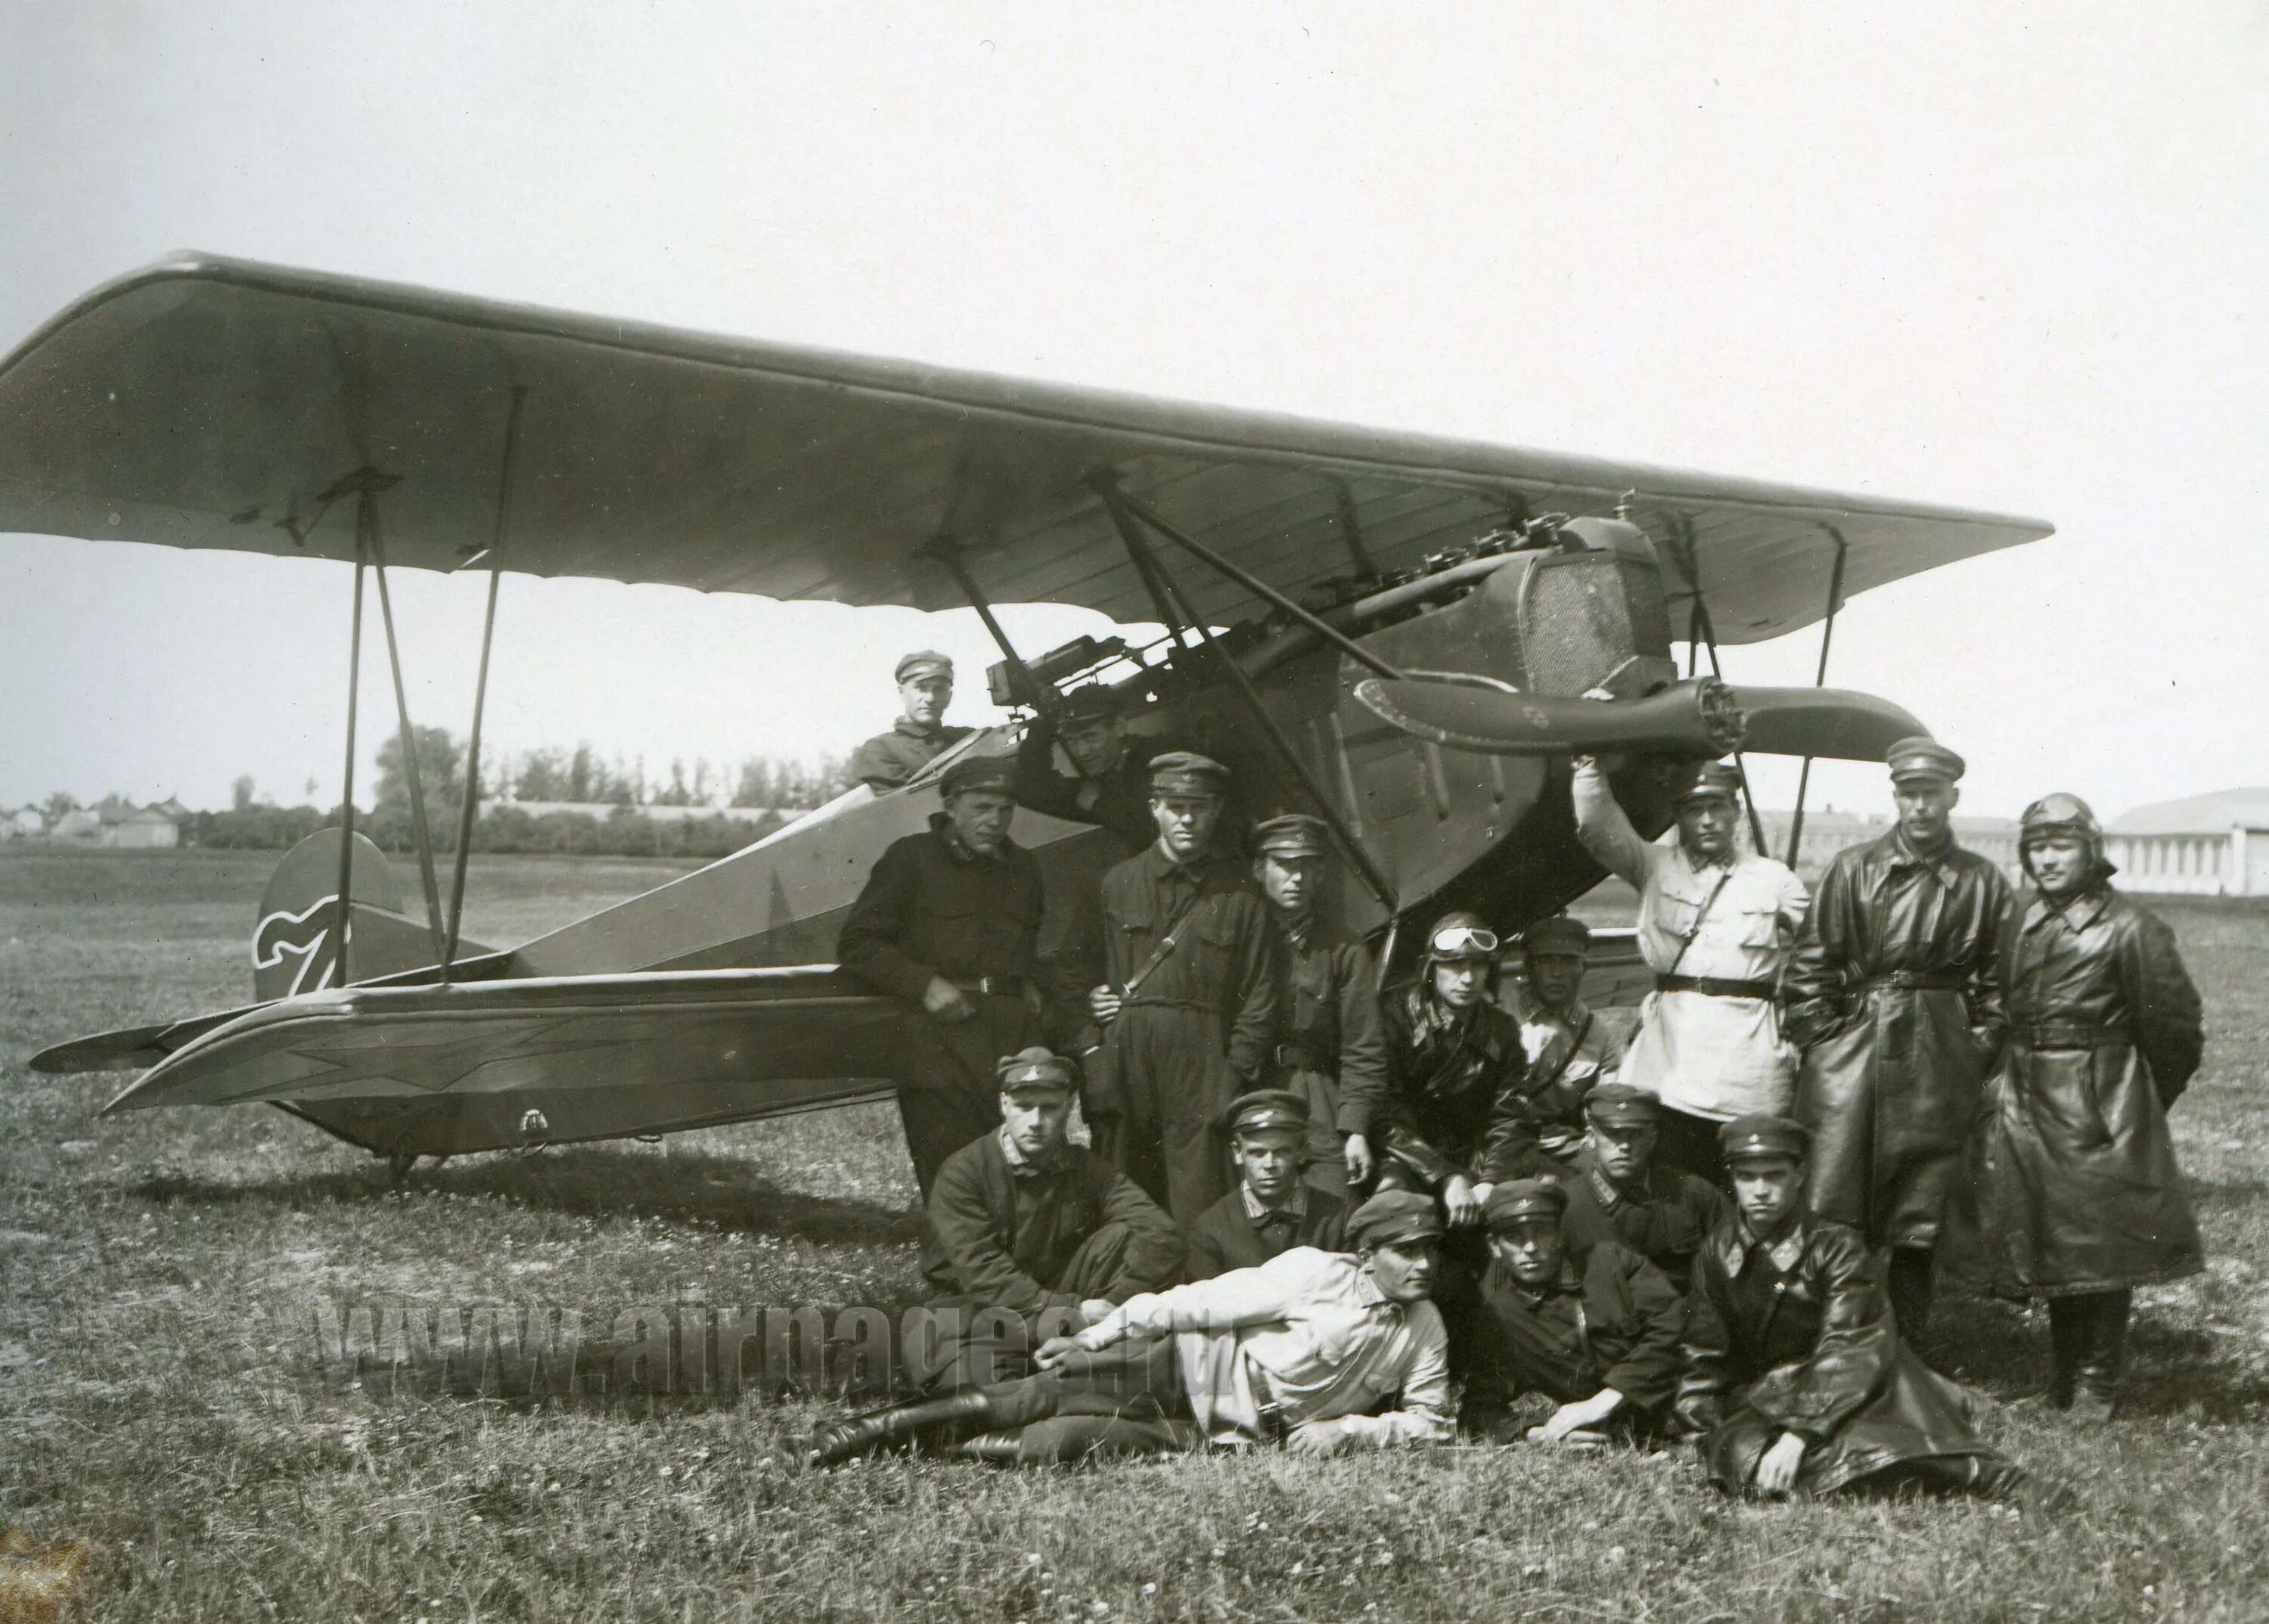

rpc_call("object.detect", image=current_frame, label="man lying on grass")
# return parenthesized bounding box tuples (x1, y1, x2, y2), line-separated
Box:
(805, 1189, 1454, 1466)
(1675, 1114, 2060, 1508)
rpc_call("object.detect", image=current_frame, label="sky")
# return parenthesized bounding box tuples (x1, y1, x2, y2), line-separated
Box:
(2, 2, 2264, 820)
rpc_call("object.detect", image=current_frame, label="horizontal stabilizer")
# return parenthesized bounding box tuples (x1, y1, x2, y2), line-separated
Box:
(101, 967, 907, 1159)
(30, 1007, 260, 1074)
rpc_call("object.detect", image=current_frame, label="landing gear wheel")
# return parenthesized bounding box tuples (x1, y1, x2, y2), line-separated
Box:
(385, 1151, 418, 1184)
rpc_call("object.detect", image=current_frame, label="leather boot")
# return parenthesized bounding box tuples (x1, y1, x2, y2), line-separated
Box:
(2072, 1290, 2131, 1424)
(2044, 1296, 2090, 1409)
(804, 1389, 998, 1467)
(1887, 1247, 1935, 1343)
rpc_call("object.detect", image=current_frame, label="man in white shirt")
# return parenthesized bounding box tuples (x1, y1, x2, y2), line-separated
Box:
(1572, 757, 1811, 1185)
(802, 1190, 1455, 1466)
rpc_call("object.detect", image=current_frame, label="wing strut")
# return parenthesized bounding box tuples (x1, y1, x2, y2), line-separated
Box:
(923, 533, 1102, 801)
(331, 536, 369, 985)
(352, 472, 453, 967)
(443, 383, 528, 978)
(1783, 527, 1850, 870)
(1091, 476, 1399, 917)
(1101, 485, 1406, 682)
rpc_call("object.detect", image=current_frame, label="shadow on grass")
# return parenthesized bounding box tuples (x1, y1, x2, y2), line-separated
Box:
(132, 1146, 913, 1249)
(1930, 1282, 2269, 1421)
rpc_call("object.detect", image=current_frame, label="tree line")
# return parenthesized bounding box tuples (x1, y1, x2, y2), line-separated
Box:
(174, 731, 857, 859)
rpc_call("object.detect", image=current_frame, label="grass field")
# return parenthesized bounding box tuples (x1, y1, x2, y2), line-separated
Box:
(4, 846, 2268, 1622)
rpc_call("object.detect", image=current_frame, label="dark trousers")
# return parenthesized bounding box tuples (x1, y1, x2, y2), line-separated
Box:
(920, 1222, 1154, 1393)
(1654, 1106, 1730, 1187)
(1094, 1007, 1236, 1223)
(893, 994, 1043, 1197)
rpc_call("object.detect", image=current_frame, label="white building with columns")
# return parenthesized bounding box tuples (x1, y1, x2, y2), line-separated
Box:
(2106, 790, 2269, 897)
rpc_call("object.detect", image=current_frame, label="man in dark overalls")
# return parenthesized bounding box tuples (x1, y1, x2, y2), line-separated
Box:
(1073, 752, 1279, 1222)
(837, 754, 1050, 1202)
(1247, 812, 1389, 1197)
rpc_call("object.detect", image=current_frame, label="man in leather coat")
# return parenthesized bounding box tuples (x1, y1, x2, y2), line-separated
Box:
(1783, 737, 2011, 1340)
(1976, 793, 2205, 1422)
(1677, 1116, 2040, 1504)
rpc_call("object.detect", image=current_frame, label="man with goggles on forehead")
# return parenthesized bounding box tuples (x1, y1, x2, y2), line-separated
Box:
(1354, 911, 1544, 1230)
(1573, 755, 1811, 1185)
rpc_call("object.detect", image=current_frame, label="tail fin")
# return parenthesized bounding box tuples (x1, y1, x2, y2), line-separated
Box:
(253, 831, 439, 998)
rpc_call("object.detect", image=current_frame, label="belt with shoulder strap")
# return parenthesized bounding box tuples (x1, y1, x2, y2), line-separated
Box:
(2013, 1021, 2134, 1050)
(1655, 973, 1776, 1001)
(948, 976, 1029, 998)
(1858, 970, 1970, 992)
(1272, 1040, 1333, 1072)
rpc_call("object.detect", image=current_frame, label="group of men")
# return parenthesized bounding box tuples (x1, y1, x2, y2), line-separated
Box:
(816, 650, 2205, 1498)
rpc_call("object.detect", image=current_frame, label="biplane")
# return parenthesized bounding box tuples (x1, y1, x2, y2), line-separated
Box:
(6, 255, 2049, 1169)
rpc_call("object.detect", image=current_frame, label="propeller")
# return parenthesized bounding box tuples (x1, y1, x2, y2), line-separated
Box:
(1351, 675, 1926, 762)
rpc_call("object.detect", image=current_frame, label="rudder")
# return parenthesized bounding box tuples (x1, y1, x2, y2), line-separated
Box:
(253, 830, 433, 998)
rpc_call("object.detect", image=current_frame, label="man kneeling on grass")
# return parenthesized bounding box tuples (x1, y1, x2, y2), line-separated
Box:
(1675, 1114, 2054, 1506)
(805, 1190, 1454, 1467)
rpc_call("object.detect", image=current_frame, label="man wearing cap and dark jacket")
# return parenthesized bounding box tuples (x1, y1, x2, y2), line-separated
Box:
(1461, 1178, 1687, 1443)
(1783, 737, 2011, 1340)
(1574, 756, 1811, 1185)
(1975, 793, 2204, 1422)
(1186, 1090, 1351, 1278)
(1677, 1114, 2042, 1504)
(1506, 915, 1628, 1166)
(838, 754, 1050, 1203)
(922, 1048, 1184, 1390)
(849, 650, 976, 793)
(1070, 752, 1280, 1223)
(1555, 1084, 1727, 1295)
(805, 1189, 1454, 1466)
(1249, 812, 1390, 1197)
(1013, 685, 1159, 855)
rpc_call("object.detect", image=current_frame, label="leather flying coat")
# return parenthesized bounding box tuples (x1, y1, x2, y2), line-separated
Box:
(1372, 989, 1541, 1188)
(1976, 883, 2204, 1296)
(1783, 831, 2013, 1248)
(1676, 1211, 2003, 1495)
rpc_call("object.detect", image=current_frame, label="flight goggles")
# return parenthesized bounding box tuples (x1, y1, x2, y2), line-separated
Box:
(1428, 924, 1499, 958)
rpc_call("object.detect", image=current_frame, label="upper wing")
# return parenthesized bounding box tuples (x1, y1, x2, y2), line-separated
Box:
(0, 253, 2050, 643)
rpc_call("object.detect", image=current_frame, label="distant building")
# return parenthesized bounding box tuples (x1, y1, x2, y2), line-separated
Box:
(2106, 789, 2269, 896)
(1, 807, 43, 840)
(51, 803, 181, 849)
(102, 806, 182, 849)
